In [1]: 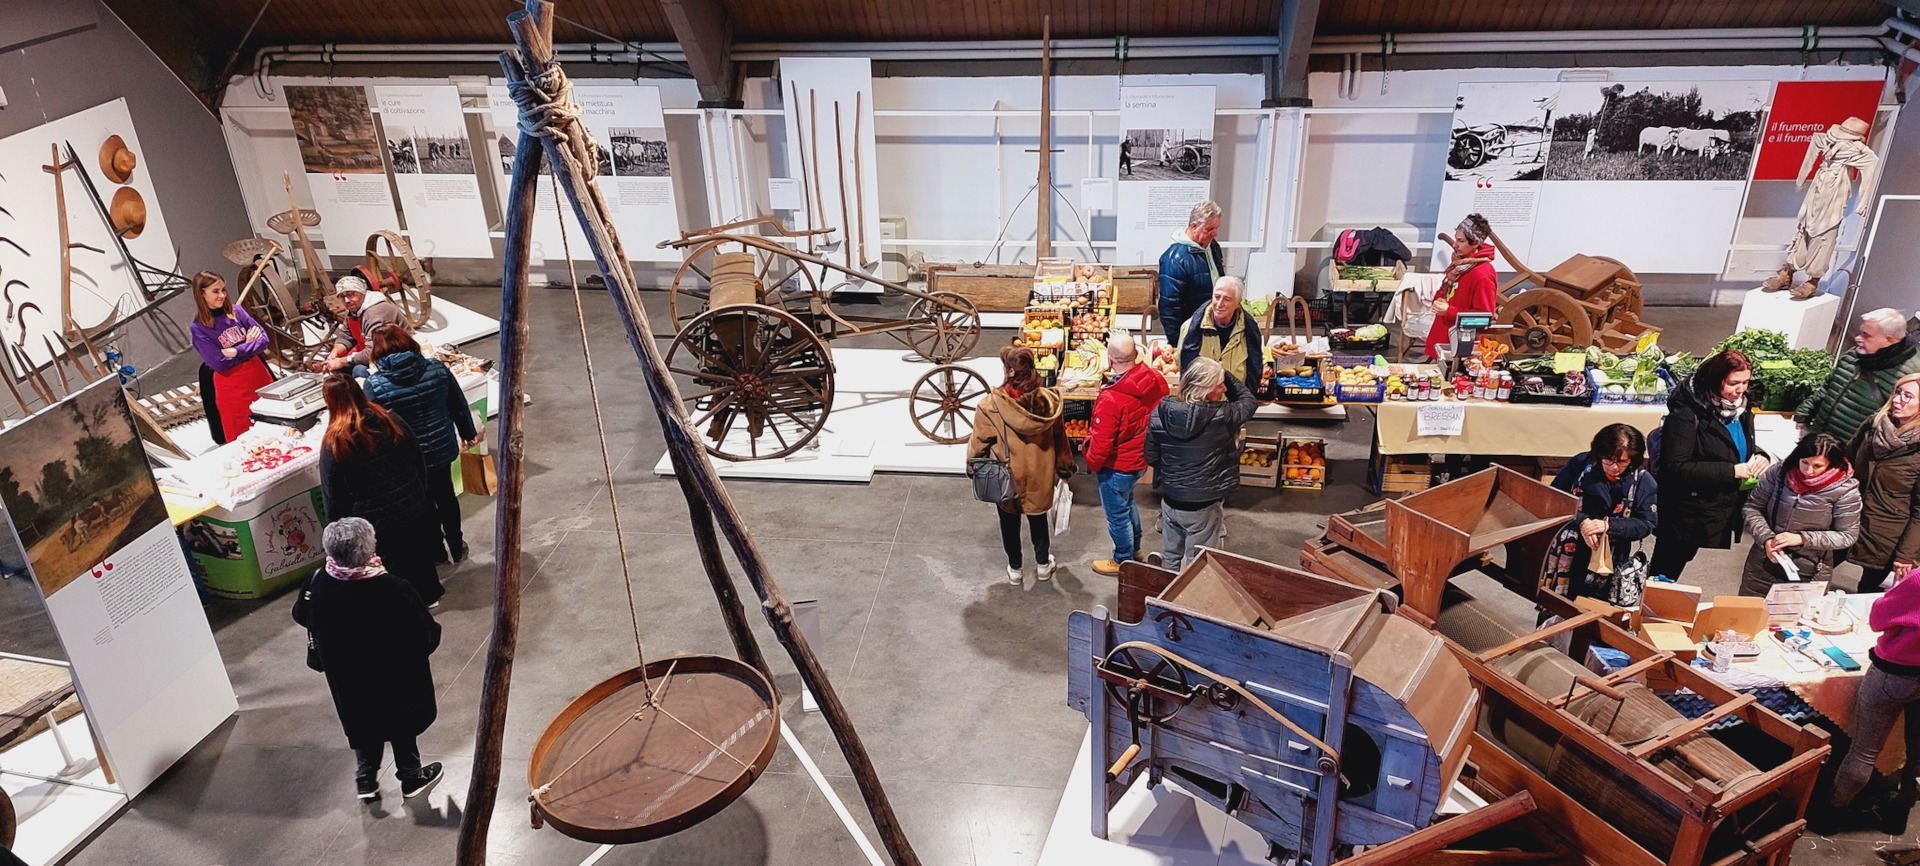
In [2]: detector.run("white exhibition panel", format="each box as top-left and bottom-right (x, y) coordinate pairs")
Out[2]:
(374, 85), (493, 259)
(779, 57), (883, 290)
(1, 714), (129, 866)
(1116, 85), (1217, 266)
(283, 84), (403, 255)
(653, 348), (1001, 483)
(0, 99), (179, 372)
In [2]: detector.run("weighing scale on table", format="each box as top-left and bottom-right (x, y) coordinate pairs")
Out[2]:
(249, 372), (326, 430)
(1445, 312), (1508, 375)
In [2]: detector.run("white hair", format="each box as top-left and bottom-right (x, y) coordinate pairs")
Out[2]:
(323, 517), (378, 566)
(1106, 330), (1137, 364)
(1863, 307), (1910, 337)
(1213, 276), (1244, 301)
(1187, 200), (1222, 227)
(1180, 356), (1224, 403)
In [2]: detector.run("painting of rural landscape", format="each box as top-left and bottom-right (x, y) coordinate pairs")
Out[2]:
(0, 380), (167, 596)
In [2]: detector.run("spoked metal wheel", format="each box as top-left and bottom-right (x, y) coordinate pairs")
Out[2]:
(668, 240), (820, 333)
(666, 304), (835, 461)
(1099, 645), (1190, 726)
(908, 364), (989, 444)
(901, 291), (981, 363)
(1496, 289), (1594, 353)
(1171, 144), (1204, 175)
(360, 230), (432, 327)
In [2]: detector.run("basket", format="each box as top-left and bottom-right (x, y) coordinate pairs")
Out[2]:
(1335, 381), (1385, 403)
(1329, 335), (1390, 353)
(1588, 368), (1672, 405)
(1508, 371), (1594, 407)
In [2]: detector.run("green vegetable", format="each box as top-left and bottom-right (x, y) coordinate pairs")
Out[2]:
(1710, 328), (1832, 408)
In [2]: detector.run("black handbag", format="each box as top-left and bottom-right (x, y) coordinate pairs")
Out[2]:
(966, 404), (1019, 505)
(301, 571), (324, 673)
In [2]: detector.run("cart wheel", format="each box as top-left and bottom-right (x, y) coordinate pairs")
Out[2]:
(665, 304), (834, 461)
(1496, 289), (1594, 353)
(669, 240), (820, 333)
(238, 258), (320, 370)
(909, 364), (988, 444)
(1449, 133), (1488, 170)
(903, 291), (981, 363)
(1172, 144), (1203, 175)
(362, 230), (432, 327)
(1099, 645), (1189, 726)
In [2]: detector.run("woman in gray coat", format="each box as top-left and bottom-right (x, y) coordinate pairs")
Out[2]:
(1740, 433), (1862, 596)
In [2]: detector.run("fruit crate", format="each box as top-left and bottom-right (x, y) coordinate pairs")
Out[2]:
(1588, 367), (1672, 406)
(1239, 434), (1280, 488)
(1376, 453), (1432, 494)
(1269, 357), (1328, 404)
(1282, 436), (1327, 490)
(1334, 381), (1385, 403)
(1143, 337), (1181, 387)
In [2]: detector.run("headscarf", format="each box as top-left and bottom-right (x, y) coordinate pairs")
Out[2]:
(1706, 393), (1745, 424)
(1454, 215), (1489, 246)
(326, 553), (386, 581)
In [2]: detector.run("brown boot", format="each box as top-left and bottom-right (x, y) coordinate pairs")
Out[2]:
(1760, 264), (1795, 291)
(1790, 278), (1821, 301)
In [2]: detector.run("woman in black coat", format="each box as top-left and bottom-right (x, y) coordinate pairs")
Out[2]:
(1545, 423), (1658, 599)
(1651, 349), (1771, 580)
(292, 518), (443, 802)
(364, 326), (481, 563)
(318, 374), (444, 605)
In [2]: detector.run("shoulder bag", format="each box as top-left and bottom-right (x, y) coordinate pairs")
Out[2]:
(966, 399), (1019, 505)
(301, 570), (325, 672)
(1603, 471), (1650, 608)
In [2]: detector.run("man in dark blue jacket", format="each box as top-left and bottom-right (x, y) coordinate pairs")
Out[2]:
(1157, 200), (1224, 335)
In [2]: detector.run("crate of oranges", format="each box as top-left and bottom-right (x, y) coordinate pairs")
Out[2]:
(1283, 437), (1327, 489)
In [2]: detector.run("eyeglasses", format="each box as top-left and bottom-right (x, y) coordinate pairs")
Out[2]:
(1599, 456), (1632, 468)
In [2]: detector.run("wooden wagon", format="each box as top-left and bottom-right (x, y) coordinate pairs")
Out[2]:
(659, 218), (986, 461)
(1487, 231), (1661, 355)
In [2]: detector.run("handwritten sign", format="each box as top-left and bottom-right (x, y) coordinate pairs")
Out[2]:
(1553, 351), (1587, 374)
(1417, 403), (1466, 437)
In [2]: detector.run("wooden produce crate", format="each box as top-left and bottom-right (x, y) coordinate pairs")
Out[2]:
(926, 263), (1156, 314)
(1282, 436), (1326, 489)
(1378, 453), (1432, 493)
(1239, 434), (1280, 488)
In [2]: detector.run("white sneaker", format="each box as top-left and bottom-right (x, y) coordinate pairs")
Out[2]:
(1036, 557), (1057, 581)
(1006, 566), (1022, 585)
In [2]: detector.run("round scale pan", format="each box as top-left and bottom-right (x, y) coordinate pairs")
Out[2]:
(529, 654), (779, 845)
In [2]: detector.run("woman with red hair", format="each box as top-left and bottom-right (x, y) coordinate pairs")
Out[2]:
(318, 375), (443, 606)
(1651, 349), (1770, 580)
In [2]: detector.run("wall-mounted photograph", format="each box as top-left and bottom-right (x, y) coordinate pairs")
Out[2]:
(609, 127), (671, 177)
(1545, 81), (1767, 181)
(285, 85), (385, 174)
(1120, 128), (1212, 181)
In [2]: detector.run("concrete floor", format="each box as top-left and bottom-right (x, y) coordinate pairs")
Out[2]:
(0, 290), (1897, 864)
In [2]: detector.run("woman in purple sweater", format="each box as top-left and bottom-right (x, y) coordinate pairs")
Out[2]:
(189, 270), (274, 442)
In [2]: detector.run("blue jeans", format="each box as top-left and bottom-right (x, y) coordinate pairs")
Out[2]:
(1097, 468), (1144, 561)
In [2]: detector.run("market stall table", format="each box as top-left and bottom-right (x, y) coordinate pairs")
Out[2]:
(1374, 401), (1665, 457)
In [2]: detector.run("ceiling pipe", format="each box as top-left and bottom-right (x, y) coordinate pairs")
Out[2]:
(1313, 25), (1887, 46)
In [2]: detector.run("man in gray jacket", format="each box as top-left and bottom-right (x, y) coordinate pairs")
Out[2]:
(1143, 357), (1260, 570)
(316, 275), (409, 374)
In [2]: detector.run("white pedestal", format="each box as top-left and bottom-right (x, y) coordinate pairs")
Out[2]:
(1734, 288), (1840, 350)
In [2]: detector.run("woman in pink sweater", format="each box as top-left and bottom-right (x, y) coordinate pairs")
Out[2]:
(1821, 565), (1920, 834)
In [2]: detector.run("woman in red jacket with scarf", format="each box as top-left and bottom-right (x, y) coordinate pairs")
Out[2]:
(1424, 213), (1500, 360)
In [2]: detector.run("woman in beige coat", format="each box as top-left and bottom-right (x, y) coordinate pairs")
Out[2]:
(967, 345), (1074, 585)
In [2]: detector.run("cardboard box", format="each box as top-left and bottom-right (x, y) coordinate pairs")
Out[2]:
(1690, 596), (1769, 642)
(1641, 581), (1703, 625)
(1639, 621), (1700, 662)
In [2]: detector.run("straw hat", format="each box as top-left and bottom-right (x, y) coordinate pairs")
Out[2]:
(1831, 116), (1871, 142)
(98, 135), (137, 184)
(109, 187), (146, 239)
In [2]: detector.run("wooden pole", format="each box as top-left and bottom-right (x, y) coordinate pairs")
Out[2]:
(43, 145), (80, 343)
(809, 89), (828, 244)
(833, 101), (853, 269)
(1036, 15), (1053, 260)
(453, 119), (542, 866)
(789, 80), (819, 255)
(853, 91), (867, 266)
(472, 5), (922, 865)
(282, 173), (333, 308)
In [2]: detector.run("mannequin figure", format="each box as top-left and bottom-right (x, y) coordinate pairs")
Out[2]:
(1763, 116), (1879, 301)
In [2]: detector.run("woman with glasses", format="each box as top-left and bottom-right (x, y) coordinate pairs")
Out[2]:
(1544, 423), (1658, 600)
(1739, 432), (1861, 596)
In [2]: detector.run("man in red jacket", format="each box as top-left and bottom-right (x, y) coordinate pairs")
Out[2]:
(1084, 332), (1171, 575)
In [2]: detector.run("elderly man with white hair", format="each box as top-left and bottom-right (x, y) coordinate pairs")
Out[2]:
(1157, 200), (1225, 334)
(1177, 275), (1264, 390)
(1799, 307), (1920, 441)
(1143, 356), (1260, 570)
(1082, 330), (1170, 575)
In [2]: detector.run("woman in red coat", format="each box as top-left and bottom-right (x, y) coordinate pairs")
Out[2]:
(188, 270), (274, 443)
(1424, 213), (1500, 360)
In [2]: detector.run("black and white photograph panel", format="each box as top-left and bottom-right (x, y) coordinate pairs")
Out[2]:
(609, 126), (671, 177)
(1445, 82), (1559, 182)
(1545, 81), (1766, 182)
(1120, 128), (1212, 181)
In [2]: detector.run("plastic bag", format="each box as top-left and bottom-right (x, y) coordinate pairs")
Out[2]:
(1050, 479), (1072, 537)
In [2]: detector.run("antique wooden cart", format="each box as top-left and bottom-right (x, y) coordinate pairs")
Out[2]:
(660, 218), (986, 460)
(1487, 231), (1661, 354)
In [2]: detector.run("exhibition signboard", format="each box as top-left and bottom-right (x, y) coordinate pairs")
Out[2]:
(1117, 85), (1216, 266)
(374, 86), (493, 259)
(0, 380), (236, 795)
(1753, 80), (1883, 181)
(283, 85), (403, 253)
(1438, 80), (1768, 274)
(487, 83), (680, 263)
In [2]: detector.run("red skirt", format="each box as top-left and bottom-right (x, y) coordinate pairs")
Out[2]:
(213, 356), (274, 440)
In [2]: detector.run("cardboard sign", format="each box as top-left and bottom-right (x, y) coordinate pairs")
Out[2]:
(1416, 403), (1466, 437)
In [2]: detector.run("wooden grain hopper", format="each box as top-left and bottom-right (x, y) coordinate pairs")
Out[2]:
(1069, 549), (1478, 864)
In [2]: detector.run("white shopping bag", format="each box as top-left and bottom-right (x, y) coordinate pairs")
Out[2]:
(1050, 479), (1072, 536)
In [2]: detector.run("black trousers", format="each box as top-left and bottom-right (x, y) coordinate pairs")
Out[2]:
(352, 734), (421, 781)
(1649, 535), (1702, 581)
(1861, 567), (1897, 594)
(998, 509), (1050, 569)
(427, 464), (463, 550)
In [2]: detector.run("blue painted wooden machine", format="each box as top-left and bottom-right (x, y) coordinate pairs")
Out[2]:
(1067, 549), (1478, 865)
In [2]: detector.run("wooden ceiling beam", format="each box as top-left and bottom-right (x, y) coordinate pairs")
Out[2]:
(1266, 0), (1320, 106)
(659, 0), (740, 106)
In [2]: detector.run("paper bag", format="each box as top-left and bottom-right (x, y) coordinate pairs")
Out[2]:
(460, 449), (499, 496)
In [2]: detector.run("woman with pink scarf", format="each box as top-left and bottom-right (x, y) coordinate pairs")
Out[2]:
(1738, 432), (1862, 596)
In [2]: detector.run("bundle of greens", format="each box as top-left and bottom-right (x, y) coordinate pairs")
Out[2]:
(1710, 328), (1834, 408)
